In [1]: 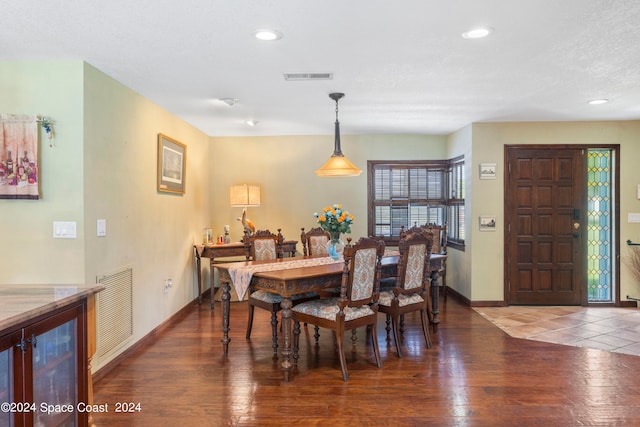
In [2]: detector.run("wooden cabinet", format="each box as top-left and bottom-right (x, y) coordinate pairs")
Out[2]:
(1, 301), (88, 427)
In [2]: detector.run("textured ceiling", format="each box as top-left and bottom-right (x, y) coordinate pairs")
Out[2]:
(1, 0), (639, 136)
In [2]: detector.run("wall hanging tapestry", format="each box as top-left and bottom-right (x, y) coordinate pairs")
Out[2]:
(0, 114), (39, 199)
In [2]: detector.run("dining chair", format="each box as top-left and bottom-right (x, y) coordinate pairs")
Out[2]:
(377, 231), (433, 357)
(292, 237), (385, 381)
(425, 223), (448, 301)
(244, 229), (317, 354)
(400, 222), (448, 301)
(300, 227), (330, 256)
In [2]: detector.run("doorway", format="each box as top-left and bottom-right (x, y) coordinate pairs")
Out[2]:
(505, 145), (619, 306)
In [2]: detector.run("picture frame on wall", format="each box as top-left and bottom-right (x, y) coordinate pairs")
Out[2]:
(479, 163), (497, 179)
(157, 133), (186, 194)
(479, 215), (497, 231)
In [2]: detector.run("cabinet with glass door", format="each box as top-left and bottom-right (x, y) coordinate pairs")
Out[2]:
(3, 302), (87, 427)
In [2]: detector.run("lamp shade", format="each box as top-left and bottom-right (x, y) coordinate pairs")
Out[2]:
(315, 154), (362, 177)
(229, 184), (261, 207)
(315, 92), (362, 177)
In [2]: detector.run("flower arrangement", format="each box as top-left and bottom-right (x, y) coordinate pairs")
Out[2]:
(313, 204), (354, 235)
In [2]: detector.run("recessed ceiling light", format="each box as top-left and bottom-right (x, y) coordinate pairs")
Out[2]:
(253, 29), (282, 41)
(462, 27), (493, 39)
(244, 120), (259, 127)
(588, 99), (609, 105)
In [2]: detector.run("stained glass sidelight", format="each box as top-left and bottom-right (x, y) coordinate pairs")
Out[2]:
(587, 149), (613, 302)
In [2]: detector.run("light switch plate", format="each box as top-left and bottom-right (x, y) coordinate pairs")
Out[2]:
(97, 219), (107, 237)
(628, 213), (640, 223)
(53, 221), (77, 238)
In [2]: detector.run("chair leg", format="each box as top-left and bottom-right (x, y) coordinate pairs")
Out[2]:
(314, 326), (320, 343)
(400, 314), (405, 334)
(420, 309), (432, 349)
(293, 320), (300, 365)
(391, 314), (403, 358)
(293, 320), (301, 365)
(336, 331), (349, 381)
(246, 303), (255, 340)
(270, 310), (279, 355)
(442, 272), (447, 301)
(370, 322), (383, 369)
(351, 329), (358, 345)
(385, 314), (391, 339)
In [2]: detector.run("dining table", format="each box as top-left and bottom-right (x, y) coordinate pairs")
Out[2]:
(215, 252), (446, 382)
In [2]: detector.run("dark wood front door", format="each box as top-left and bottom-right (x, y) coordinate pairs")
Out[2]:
(506, 147), (585, 305)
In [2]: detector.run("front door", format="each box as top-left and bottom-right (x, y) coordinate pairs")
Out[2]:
(505, 147), (585, 305)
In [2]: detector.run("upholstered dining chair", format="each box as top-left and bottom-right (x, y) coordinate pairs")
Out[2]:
(377, 231), (433, 357)
(400, 222), (448, 300)
(244, 228), (284, 261)
(244, 229), (317, 354)
(292, 237), (385, 381)
(300, 227), (330, 256)
(425, 223), (447, 301)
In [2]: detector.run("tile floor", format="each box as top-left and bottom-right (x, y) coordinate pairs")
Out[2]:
(472, 305), (640, 356)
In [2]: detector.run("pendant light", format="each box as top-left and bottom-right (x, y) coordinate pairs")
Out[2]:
(315, 93), (362, 177)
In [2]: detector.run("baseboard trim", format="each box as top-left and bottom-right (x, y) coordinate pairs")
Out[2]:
(92, 289), (211, 384)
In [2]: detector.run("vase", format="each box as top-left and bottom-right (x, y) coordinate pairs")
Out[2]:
(326, 232), (345, 260)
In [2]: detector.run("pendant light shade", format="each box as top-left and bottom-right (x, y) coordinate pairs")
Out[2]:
(315, 93), (362, 177)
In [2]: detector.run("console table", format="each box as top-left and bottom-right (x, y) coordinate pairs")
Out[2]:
(193, 240), (297, 309)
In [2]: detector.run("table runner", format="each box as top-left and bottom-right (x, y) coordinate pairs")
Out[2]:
(229, 257), (344, 300)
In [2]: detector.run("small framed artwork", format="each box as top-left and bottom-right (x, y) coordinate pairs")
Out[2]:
(479, 215), (496, 231)
(157, 133), (186, 194)
(479, 163), (497, 179)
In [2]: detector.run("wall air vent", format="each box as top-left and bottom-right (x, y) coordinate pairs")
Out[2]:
(284, 73), (333, 81)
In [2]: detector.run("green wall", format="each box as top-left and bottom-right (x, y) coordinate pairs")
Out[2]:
(3, 60), (640, 373)
(0, 61), (86, 282)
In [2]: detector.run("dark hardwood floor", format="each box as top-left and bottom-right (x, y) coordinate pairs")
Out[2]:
(92, 296), (640, 426)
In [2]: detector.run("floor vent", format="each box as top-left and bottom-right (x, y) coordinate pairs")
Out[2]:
(284, 72), (333, 81)
(96, 267), (133, 358)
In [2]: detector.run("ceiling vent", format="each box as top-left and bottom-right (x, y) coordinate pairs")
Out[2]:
(284, 72), (333, 81)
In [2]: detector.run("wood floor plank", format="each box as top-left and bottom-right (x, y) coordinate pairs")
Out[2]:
(93, 297), (640, 426)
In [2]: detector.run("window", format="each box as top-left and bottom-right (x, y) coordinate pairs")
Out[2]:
(368, 157), (465, 249)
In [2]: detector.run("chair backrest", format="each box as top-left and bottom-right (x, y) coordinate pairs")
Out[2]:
(244, 229), (284, 261)
(425, 223), (447, 254)
(400, 222), (447, 255)
(396, 231), (433, 292)
(300, 227), (330, 256)
(339, 237), (385, 307)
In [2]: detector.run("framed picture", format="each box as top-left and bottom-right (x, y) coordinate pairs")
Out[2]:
(479, 215), (497, 231)
(157, 133), (186, 194)
(480, 163), (497, 179)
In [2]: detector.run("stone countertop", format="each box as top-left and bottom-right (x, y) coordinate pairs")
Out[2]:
(0, 284), (104, 332)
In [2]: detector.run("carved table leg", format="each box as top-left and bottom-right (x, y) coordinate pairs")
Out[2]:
(210, 260), (216, 311)
(430, 271), (440, 333)
(280, 296), (293, 382)
(221, 280), (231, 354)
(194, 246), (202, 305)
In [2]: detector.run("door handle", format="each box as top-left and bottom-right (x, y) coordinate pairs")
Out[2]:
(573, 222), (580, 238)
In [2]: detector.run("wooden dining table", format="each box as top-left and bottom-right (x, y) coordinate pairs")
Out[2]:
(215, 252), (446, 382)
